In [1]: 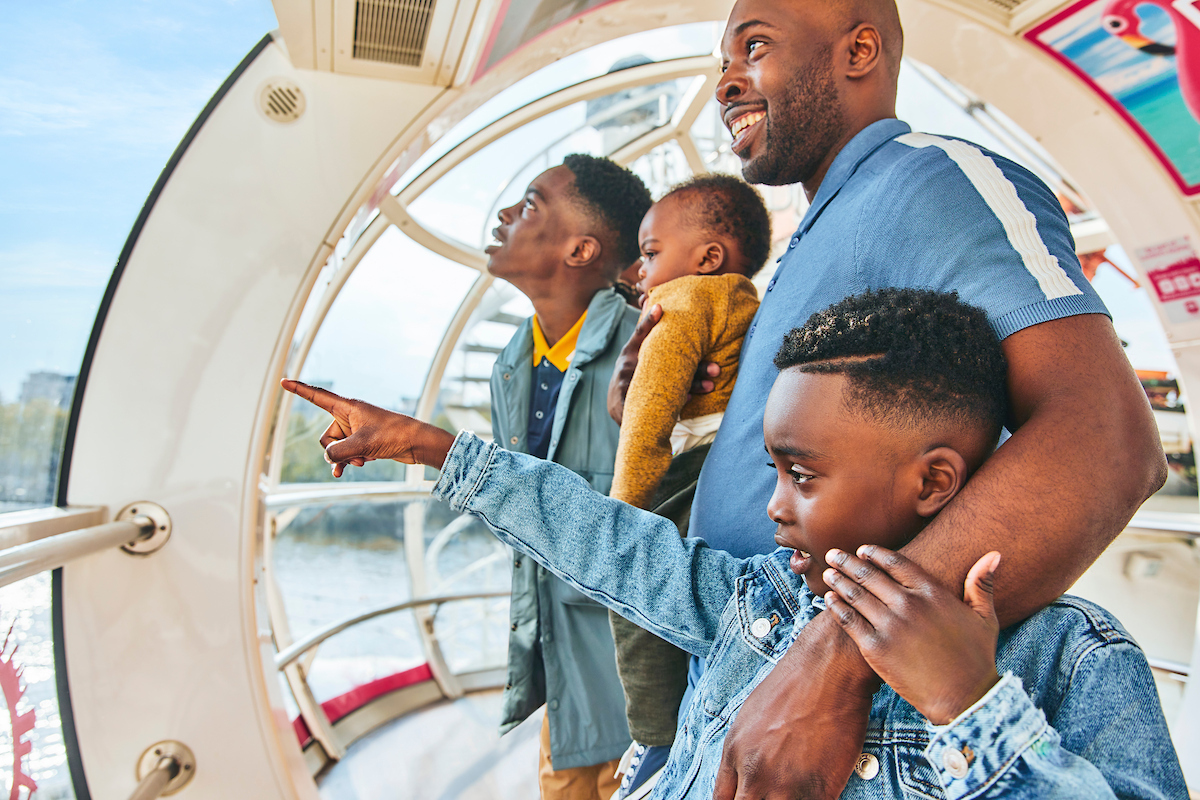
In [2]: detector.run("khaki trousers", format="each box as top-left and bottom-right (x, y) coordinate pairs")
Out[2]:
(538, 714), (622, 800)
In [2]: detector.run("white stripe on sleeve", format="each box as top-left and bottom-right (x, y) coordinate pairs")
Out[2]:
(897, 132), (1082, 300)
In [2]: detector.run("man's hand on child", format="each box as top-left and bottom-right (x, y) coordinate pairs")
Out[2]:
(281, 379), (455, 476)
(606, 303), (720, 425)
(822, 546), (1002, 726)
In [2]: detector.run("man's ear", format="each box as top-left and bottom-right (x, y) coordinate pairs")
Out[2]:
(914, 446), (968, 517)
(696, 242), (727, 275)
(565, 235), (602, 268)
(843, 23), (884, 80)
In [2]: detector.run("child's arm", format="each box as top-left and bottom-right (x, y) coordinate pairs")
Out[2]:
(610, 283), (715, 509)
(281, 378), (745, 655)
(823, 547), (1182, 799)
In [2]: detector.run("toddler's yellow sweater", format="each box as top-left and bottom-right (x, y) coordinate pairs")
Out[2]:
(610, 273), (759, 509)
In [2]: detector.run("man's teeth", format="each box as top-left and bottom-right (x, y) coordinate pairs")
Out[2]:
(731, 111), (766, 138)
(798, 550), (811, 558)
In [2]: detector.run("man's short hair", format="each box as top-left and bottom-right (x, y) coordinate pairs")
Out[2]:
(774, 288), (1007, 434)
(562, 154), (652, 271)
(665, 174), (773, 278)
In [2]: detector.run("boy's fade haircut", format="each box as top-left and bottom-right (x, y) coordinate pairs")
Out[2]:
(562, 154), (653, 275)
(664, 174), (772, 278)
(774, 288), (1008, 437)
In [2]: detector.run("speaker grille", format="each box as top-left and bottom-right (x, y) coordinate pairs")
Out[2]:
(258, 80), (306, 124)
(353, 0), (436, 66)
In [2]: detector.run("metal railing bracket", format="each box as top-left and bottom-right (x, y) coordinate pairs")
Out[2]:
(130, 740), (195, 799)
(117, 502), (172, 555)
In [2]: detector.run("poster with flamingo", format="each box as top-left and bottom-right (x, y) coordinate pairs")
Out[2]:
(1026, 0), (1200, 194)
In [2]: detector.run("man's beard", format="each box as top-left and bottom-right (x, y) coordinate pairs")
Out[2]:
(742, 46), (845, 187)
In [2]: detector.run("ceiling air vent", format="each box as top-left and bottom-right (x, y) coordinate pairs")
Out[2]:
(258, 80), (306, 124)
(353, 0), (436, 67)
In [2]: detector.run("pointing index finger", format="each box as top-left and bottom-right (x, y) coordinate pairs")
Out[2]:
(281, 378), (350, 415)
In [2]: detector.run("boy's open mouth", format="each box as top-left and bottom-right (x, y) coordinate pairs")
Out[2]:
(485, 227), (505, 254)
(790, 549), (812, 575)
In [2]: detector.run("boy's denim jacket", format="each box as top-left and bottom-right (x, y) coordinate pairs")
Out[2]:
(434, 433), (1189, 799)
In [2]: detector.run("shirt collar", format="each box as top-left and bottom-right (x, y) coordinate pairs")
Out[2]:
(532, 310), (588, 371)
(797, 118), (912, 237)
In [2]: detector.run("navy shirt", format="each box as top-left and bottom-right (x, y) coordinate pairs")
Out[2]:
(528, 357), (566, 459)
(690, 119), (1109, 558)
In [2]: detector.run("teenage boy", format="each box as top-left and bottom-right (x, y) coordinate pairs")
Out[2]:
(282, 288), (1185, 799)
(479, 153), (651, 800)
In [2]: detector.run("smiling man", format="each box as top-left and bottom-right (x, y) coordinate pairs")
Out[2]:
(483, 154), (651, 800)
(607, 0), (1166, 797)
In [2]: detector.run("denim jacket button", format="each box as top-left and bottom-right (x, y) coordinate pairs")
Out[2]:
(943, 748), (969, 778)
(854, 753), (879, 780)
(510, 436), (519, 445)
(750, 617), (772, 638)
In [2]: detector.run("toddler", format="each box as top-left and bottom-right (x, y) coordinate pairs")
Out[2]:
(607, 175), (769, 794)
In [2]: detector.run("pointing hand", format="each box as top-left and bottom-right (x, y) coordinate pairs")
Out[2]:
(281, 379), (455, 477)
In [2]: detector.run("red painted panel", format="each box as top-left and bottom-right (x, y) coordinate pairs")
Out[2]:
(291, 663), (436, 746)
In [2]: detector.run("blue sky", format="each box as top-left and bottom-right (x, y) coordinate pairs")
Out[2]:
(1, 1), (278, 401)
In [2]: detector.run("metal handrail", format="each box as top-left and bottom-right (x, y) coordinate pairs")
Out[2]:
(266, 482), (437, 508)
(0, 505), (105, 550)
(1128, 510), (1200, 539)
(0, 516), (155, 590)
(1148, 657), (1191, 678)
(128, 756), (180, 800)
(275, 589), (510, 669)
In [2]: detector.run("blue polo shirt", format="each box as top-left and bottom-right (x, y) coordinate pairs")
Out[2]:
(689, 119), (1109, 558)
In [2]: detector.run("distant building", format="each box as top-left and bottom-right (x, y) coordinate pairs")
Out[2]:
(19, 371), (76, 408)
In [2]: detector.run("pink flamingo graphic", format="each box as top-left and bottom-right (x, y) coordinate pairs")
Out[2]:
(1101, 0), (1200, 121)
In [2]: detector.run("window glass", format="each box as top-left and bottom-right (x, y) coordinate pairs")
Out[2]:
(407, 79), (694, 250)
(271, 498), (424, 706)
(432, 282), (533, 439)
(282, 228), (478, 483)
(0, 573), (75, 799)
(270, 494), (512, 711)
(1090, 246), (1198, 512)
(421, 500), (511, 673)
(0, 267), (101, 510)
(627, 140), (692, 199)
(395, 23), (720, 193)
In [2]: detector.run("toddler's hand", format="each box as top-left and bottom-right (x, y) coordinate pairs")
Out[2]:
(822, 546), (1001, 725)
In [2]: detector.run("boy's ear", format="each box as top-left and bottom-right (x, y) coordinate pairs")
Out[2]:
(565, 235), (602, 268)
(914, 446), (968, 517)
(697, 242), (726, 275)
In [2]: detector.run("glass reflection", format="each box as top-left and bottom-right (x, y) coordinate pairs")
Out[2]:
(0, 573), (74, 799)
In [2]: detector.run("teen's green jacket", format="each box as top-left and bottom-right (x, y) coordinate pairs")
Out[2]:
(489, 287), (637, 770)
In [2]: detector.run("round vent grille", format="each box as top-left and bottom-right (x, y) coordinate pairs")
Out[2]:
(258, 80), (306, 124)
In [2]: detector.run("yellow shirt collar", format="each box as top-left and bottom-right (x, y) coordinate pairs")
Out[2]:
(532, 311), (587, 371)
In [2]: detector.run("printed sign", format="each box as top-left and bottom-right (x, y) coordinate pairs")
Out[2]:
(1025, 0), (1200, 195)
(1138, 236), (1200, 322)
